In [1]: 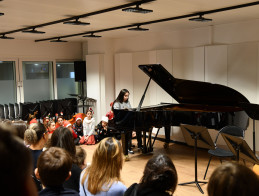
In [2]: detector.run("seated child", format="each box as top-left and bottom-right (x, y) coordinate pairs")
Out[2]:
(75, 146), (88, 169)
(95, 116), (111, 142)
(35, 147), (79, 196)
(72, 114), (84, 137)
(64, 120), (79, 145)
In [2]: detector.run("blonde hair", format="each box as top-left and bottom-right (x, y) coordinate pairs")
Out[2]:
(81, 137), (123, 194)
(24, 123), (46, 145)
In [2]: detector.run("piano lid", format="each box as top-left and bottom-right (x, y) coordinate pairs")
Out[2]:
(138, 64), (250, 107)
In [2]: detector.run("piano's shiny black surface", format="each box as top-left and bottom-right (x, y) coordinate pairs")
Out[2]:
(113, 64), (255, 155)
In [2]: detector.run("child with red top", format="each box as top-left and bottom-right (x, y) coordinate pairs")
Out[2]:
(47, 120), (56, 134)
(55, 116), (64, 129)
(64, 120), (80, 145)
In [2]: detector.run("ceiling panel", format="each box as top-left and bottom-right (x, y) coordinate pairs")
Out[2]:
(0, 0), (259, 41)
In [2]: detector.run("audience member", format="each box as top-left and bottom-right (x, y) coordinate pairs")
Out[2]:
(43, 116), (50, 130)
(49, 127), (82, 192)
(56, 115), (64, 129)
(35, 147), (79, 196)
(24, 122), (48, 190)
(12, 120), (27, 140)
(64, 120), (79, 145)
(81, 109), (96, 145)
(72, 113), (84, 137)
(207, 162), (259, 196)
(124, 154), (178, 196)
(75, 146), (87, 169)
(0, 125), (38, 196)
(79, 137), (126, 196)
(47, 120), (56, 134)
(95, 116), (111, 143)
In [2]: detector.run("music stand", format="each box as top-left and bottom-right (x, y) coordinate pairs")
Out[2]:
(221, 133), (259, 164)
(179, 124), (215, 194)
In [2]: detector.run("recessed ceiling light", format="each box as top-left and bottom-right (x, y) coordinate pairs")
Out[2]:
(83, 33), (102, 38)
(22, 28), (46, 34)
(50, 38), (68, 42)
(0, 34), (14, 39)
(122, 4), (153, 14)
(63, 18), (90, 26)
(128, 25), (149, 31)
(189, 14), (212, 22)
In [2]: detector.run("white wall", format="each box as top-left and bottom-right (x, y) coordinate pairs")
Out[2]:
(86, 18), (259, 151)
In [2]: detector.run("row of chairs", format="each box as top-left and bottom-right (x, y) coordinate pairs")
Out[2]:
(0, 103), (19, 121)
(0, 98), (78, 121)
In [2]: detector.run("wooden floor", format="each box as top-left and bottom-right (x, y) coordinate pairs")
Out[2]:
(81, 136), (255, 196)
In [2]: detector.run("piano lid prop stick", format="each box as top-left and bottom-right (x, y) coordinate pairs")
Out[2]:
(137, 77), (152, 111)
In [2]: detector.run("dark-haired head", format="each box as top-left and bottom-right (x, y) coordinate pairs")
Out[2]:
(115, 89), (129, 103)
(139, 154), (178, 194)
(49, 127), (76, 160)
(36, 147), (72, 187)
(0, 125), (37, 196)
(207, 162), (259, 196)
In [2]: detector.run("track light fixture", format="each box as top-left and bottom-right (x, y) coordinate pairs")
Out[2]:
(22, 28), (46, 34)
(128, 25), (149, 31)
(50, 38), (68, 42)
(122, 4), (153, 14)
(0, 34), (14, 39)
(189, 14), (212, 22)
(63, 18), (90, 26)
(83, 33), (102, 38)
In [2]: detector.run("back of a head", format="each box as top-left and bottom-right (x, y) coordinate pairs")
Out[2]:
(75, 146), (87, 168)
(140, 154), (178, 194)
(208, 162), (259, 196)
(49, 126), (76, 158)
(24, 122), (46, 145)
(0, 125), (36, 195)
(82, 137), (123, 194)
(13, 120), (27, 139)
(37, 147), (72, 187)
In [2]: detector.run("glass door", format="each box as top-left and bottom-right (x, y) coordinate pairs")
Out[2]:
(21, 61), (54, 102)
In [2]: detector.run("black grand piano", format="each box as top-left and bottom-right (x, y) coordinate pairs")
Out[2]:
(112, 64), (258, 156)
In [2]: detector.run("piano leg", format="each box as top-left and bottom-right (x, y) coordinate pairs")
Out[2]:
(164, 126), (171, 149)
(121, 131), (128, 156)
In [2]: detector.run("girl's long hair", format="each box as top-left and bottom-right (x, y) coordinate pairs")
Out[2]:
(112, 89), (129, 111)
(49, 127), (76, 160)
(81, 137), (123, 194)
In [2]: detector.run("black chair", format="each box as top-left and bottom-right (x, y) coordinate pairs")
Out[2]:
(9, 103), (15, 120)
(0, 104), (4, 120)
(14, 103), (20, 120)
(4, 104), (9, 119)
(203, 125), (245, 179)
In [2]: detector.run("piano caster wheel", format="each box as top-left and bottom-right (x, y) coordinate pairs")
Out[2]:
(163, 143), (169, 149)
(124, 155), (130, 161)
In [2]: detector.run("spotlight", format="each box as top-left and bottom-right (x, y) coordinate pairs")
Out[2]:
(22, 28), (46, 34)
(0, 34), (14, 39)
(83, 33), (102, 38)
(189, 14), (212, 22)
(50, 38), (68, 42)
(128, 25), (149, 31)
(122, 4), (153, 14)
(63, 18), (90, 26)
(0, 12), (4, 16)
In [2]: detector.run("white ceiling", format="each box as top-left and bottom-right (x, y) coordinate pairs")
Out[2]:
(1, 0), (259, 42)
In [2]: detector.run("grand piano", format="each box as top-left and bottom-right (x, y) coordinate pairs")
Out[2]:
(112, 64), (258, 156)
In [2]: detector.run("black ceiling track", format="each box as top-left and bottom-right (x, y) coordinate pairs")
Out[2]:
(35, 1), (259, 42)
(0, 0), (154, 36)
